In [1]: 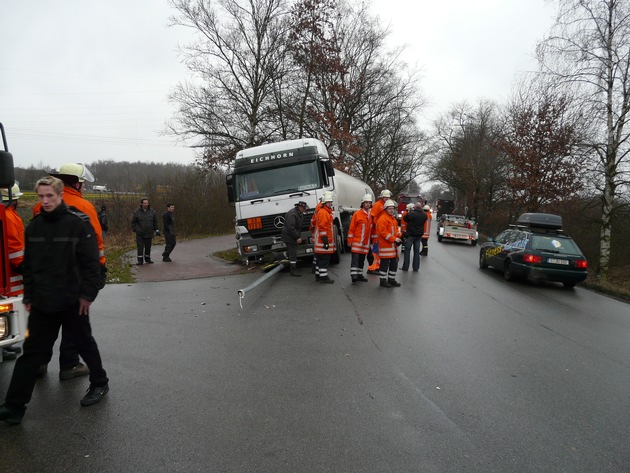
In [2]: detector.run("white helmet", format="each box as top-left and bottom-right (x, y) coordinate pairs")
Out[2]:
(423, 204), (431, 211)
(50, 162), (95, 183)
(361, 194), (373, 204)
(1, 182), (23, 201)
(406, 203), (414, 211)
(384, 199), (397, 209)
(379, 189), (392, 198)
(322, 191), (334, 203)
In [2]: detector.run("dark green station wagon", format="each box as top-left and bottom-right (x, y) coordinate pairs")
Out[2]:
(479, 213), (588, 288)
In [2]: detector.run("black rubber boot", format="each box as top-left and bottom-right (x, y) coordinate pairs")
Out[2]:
(388, 278), (401, 287)
(380, 279), (391, 288)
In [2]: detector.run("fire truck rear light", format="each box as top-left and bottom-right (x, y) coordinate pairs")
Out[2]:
(243, 245), (258, 253)
(574, 259), (588, 269)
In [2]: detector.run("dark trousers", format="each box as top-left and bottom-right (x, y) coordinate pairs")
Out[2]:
(421, 237), (428, 255)
(379, 257), (398, 279)
(315, 253), (331, 278)
(136, 235), (153, 262)
(59, 325), (81, 369)
(162, 234), (176, 258)
(350, 252), (366, 277)
(5, 302), (108, 412)
(284, 240), (298, 264)
(402, 236), (422, 271)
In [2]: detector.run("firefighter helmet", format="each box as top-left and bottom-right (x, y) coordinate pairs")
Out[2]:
(406, 203), (414, 211)
(322, 192), (334, 203)
(1, 182), (23, 201)
(49, 163), (95, 183)
(379, 189), (392, 198)
(384, 199), (396, 209)
(361, 194), (373, 204)
(423, 204), (431, 211)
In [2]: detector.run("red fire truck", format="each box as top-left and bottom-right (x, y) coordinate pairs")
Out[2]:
(0, 123), (27, 362)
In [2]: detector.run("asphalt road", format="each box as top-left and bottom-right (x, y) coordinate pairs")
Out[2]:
(1, 236), (629, 472)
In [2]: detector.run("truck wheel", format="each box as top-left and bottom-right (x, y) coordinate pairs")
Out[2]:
(331, 226), (342, 264)
(471, 239), (477, 246)
(479, 250), (488, 269)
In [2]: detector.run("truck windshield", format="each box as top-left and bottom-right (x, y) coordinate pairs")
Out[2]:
(235, 161), (321, 201)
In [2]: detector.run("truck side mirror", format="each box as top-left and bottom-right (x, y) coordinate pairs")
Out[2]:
(324, 160), (335, 177)
(0, 123), (15, 188)
(226, 174), (235, 204)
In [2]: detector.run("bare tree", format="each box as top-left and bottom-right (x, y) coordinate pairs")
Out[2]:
(167, 0), (288, 169)
(430, 101), (506, 219)
(537, 0), (630, 280)
(498, 84), (586, 213)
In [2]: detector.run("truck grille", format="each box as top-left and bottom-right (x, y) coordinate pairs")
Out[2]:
(238, 209), (314, 238)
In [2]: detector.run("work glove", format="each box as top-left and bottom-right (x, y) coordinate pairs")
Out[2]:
(322, 236), (329, 250)
(395, 239), (402, 247)
(97, 264), (108, 290)
(155, 229), (161, 236)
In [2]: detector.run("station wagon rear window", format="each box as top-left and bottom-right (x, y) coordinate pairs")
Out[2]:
(531, 235), (582, 255)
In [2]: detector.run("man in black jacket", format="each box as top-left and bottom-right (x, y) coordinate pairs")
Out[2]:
(0, 176), (109, 425)
(281, 201), (307, 277)
(401, 202), (428, 272)
(162, 203), (176, 262)
(131, 197), (159, 265)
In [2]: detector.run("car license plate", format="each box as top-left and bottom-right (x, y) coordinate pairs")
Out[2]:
(548, 258), (569, 265)
(271, 243), (285, 250)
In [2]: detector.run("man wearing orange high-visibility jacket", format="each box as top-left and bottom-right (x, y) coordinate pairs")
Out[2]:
(376, 199), (402, 288)
(313, 192), (335, 283)
(421, 204), (432, 256)
(347, 194), (373, 283)
(367, 189), (392, 274)
(1, 183), (25, 360)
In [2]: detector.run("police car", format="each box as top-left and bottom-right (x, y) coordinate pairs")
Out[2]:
(479, 213), (588, 288)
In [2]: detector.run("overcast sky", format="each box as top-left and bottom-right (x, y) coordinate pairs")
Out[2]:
(1, 0), (557, 172)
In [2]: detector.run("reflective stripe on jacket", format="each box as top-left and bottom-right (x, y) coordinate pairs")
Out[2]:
(5, 206), (24, 296)
(347, 209), (372, 255)
(376, 212), (401, 259)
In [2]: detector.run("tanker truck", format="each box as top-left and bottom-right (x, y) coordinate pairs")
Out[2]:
(226, 138), (374, 265)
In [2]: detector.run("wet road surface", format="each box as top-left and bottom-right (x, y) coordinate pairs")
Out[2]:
(1, 237), (629, 472)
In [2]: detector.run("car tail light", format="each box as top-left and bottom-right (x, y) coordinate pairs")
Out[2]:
(574, 259), (588, 269)
(522, 253), (542, 264)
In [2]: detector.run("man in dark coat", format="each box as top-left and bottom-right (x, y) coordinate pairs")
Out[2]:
(401, 201), (428, 271)
(131, 197), (159, 265)
(281, 201), (307, 277)
(0, 176), (109, 425)
(162, 203), (176, 262)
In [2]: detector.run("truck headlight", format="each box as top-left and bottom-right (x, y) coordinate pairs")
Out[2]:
(0, 315), (8, 339)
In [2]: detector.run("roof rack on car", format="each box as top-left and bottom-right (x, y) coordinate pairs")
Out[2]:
(516, 213), (563, 230)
